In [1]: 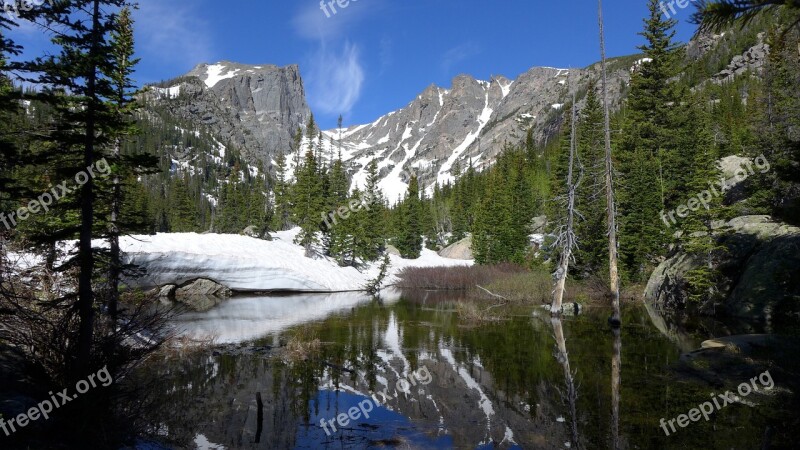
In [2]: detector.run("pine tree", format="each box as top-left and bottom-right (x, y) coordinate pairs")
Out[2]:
(325, 139), (350, 262)
(692, 0), (800, 33)
(599, 0), (622, 325)
(355, 160), (385, 262)
(574, 83), (608, 276)
(395, 175), (423, 259)
(680, 97), (725, 305)
(31, 0), (132, 377)
(271, 148), (291, 231)
(750, 26), (800, 224)
(292, 146), (325, 256)
(617, 0), (681, 281)
(106, 6), (140, 323)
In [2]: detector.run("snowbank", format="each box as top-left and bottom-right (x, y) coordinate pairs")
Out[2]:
(122, 229), (473, 292)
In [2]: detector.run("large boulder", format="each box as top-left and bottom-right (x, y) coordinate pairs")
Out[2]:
(385, 245), (401, 256)
(174, 278), (232, 312)
(438, 236), (473, 260)
(530, 216), (548, 234)
(645, 216), (800, 325)
(241, 226), (272, 240)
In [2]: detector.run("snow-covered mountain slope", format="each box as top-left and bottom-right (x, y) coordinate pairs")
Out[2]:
(121, 229), (472, 292)
(313, 62), (633, 200)
(146, 58), (637, 201)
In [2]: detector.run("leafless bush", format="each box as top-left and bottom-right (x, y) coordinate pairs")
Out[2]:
(395, 263), (526, 290)
(0, 244), (175, 447)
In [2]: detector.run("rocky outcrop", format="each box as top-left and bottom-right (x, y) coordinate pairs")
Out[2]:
(714, 34), (769, 83)
(438, 236), (473, 260)
(158, 284), (177, 299)
(241, 225), (271, 240)
(645, 216), (800, 325)
(144, 62), (311, 168)
(174, 278), (232, 312)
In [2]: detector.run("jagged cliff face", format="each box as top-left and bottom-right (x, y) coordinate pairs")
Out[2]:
(145, 62), (311, 167)
(322, 62), (632, 200)
(145, 59), (634, 200)
(142, 19), (770, 202)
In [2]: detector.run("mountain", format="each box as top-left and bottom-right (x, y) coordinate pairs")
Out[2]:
(321, 59), (638, 200)
(141, 20), (770, 203)
(145, 62), (311, 166)
(144, 57), (640, 201)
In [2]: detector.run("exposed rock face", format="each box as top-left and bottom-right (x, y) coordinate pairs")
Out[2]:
(325, 62), (632, 200)
(174, 278), (232, 312)
(645, 216), (800, 325)
(145, 62), (311, 167)
(711, 32), (769, 83)
(714, 41), (769, 83)
(159, 284), (177, 299)
(147, 58), (633, 203)
(438, 236), (473, 260)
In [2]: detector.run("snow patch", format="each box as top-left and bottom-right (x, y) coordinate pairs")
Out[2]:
(204, 64), (240, 88)
(121, 229), (472, 292)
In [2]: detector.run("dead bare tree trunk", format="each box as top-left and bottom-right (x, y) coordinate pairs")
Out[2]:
(552, 92), (582, 315)
(552, 317), (581, 449)
(598, 0), (622, 327)
(611, 327), (622, 450)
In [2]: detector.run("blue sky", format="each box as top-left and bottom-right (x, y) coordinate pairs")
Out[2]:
(9, 0), (700, 129)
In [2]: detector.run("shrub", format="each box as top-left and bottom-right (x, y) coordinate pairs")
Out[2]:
(395, 263), (525, 290)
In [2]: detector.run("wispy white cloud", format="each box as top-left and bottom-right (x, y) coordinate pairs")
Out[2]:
(306, 41), (365, 116)
(292, 1), (387, 117)
(133, 1), (213, 72)
(441, 42), (482, 74)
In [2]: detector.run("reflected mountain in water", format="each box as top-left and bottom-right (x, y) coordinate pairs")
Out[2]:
(137, 293), (799, 449)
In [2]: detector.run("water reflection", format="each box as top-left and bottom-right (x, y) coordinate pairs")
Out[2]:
(140, 293), (798, 449)
(551, 317), (581, 449)
(172, 293), (378, 343)
(611, 327), (621, 450)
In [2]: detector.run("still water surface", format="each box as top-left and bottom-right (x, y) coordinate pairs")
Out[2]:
(140, 291), (799, 449)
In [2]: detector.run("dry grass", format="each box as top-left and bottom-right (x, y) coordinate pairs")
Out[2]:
(280, 326), (323, 362)
(395, 263), (526, 290)
(284, 337), (322, 362)
(398, 263), (616, 310)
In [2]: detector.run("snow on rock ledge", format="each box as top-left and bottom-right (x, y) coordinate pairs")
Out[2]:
(121, 229), (473, 293)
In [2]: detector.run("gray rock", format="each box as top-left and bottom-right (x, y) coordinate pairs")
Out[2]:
(144, 62), (311, 169)
(385, 245), (401, 256)
(242, 225), (271, 239)
(438, 236), (473, 260)
(645, 216), (800, 324)
(713, 38), (769, 83)
(175, 278), (232, 312)
(530, 215), (548, 234)
(159, 284), (177, 299)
